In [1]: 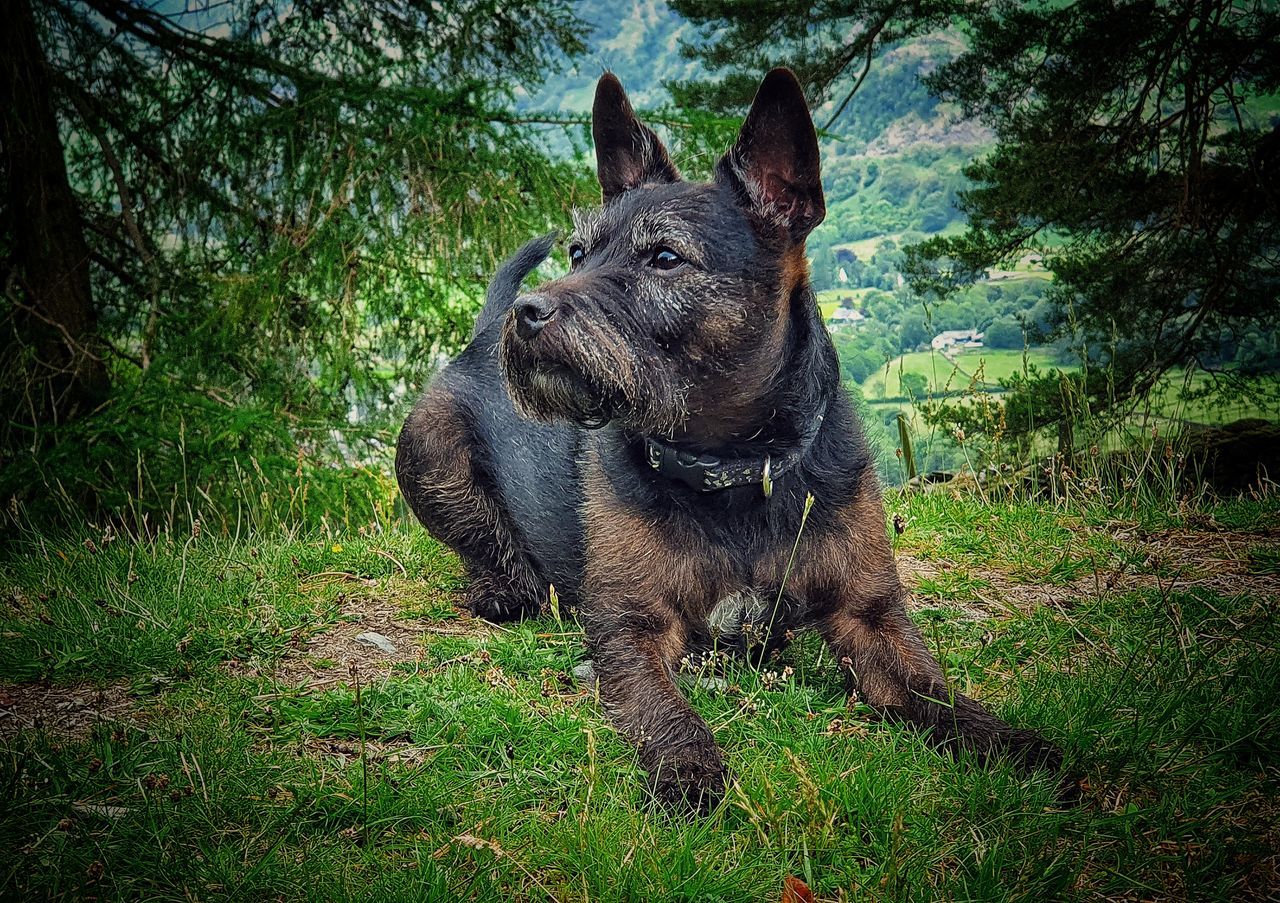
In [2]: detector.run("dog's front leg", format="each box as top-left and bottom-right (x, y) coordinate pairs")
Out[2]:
(799, 481), (1062, 774)
(584, 607), (727, 812)
(580, 483), (733, 811)
(814, 594), (1061, 772)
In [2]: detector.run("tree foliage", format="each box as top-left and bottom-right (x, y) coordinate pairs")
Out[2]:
(668, 0), (961, 127)
(984, 315), (1024, 350)
(1, 0), (590, 524)
(676, 0), (1279, 432)
(906, 0), (1280, 400)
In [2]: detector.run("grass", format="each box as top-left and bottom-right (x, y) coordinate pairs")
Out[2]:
(861, 348), (1065, 400)
(2, 491), (1278, 901)
(816, 287), (881, 308)
(817, 289), (881, 321)
(827, 222), (970, 264)
(861, 353), (1280, 485)
(1140, 369), (1279, 425)
(861, 346), (1280, 425)
(830, 235), (903, 262)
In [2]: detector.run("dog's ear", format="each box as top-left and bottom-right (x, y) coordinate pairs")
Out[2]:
(717, 68), (825, 242)
(592, 73), (680, 202)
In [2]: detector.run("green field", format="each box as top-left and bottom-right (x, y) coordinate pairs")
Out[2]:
(816, 287), (880, 311)
(861, 347), (1065, 399)
(1138, 369), (1280, 425)
(831, 235), (898, 262)
(829, 222), (968, 264)
(3, 491), (1278, 900)
(987, 261), (1054, 280)
(862, 349), (1279, 429)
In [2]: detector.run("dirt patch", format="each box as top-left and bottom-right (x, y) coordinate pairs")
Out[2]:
(1115, 525), (1276, 564)
(898, 554), (1086, 617)
(1109, 526), (1280, 601)
(265, 584), (485, 687)
(899, 526), (1280, 619)
(0, 681), (138, 742)
(271, 594), (425, 684)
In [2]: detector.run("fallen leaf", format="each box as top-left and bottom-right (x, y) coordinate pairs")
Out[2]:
(782, 875), (815, 903)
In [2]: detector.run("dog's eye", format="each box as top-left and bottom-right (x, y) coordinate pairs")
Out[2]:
(649, 247), (683, 270)
(568, 244), (585, 267)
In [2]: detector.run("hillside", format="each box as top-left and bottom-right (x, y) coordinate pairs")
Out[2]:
(520, 0), (705, 111)
(514, 3), (1277, 488)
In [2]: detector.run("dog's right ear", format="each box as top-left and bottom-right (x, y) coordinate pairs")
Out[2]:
(716, 68), (825, 243)
(592, 73), (680, 203)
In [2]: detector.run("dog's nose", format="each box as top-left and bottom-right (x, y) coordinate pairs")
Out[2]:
(515, 295), (557, 340)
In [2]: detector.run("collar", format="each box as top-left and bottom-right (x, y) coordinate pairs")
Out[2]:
(641, 398), (828, 495)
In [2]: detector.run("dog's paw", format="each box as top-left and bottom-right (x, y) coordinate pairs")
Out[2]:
(645, 745), (729, 814)
(465, 577), (541, 623)
(1004, 727), (1064, 775)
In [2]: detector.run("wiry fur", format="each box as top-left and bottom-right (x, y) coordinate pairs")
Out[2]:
(397, 68), (1065, 812)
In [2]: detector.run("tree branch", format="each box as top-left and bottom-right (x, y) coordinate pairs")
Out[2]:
(65, 89), (164, 369)
(822, 29), (881, 133)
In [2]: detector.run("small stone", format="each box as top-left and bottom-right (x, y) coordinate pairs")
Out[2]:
(72, 802), (130, 819)
(572, 660), (597, 685)
(695, 676), (728, 693)
(355, 632), (398, 655)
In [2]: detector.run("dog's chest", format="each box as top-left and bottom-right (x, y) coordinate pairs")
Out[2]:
(706, 589), (773, 637)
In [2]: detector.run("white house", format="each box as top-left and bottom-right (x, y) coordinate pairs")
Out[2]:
(930, 329), (984, 351)
(826, 307), (866, 327)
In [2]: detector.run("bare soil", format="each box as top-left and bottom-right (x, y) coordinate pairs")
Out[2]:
(0, 680), (138, 741)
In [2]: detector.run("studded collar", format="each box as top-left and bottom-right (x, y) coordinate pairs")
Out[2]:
(640, 399), (829, 495)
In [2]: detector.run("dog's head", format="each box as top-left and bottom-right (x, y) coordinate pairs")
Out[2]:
(499, 69), (824, 440)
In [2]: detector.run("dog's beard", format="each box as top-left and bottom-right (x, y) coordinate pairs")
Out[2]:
(516, 366), (612, 428)
(499, 311), (688, 434)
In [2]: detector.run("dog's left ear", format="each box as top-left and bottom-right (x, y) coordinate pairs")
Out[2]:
(717, 68), (825, 242)
(592, 73), (681, 202)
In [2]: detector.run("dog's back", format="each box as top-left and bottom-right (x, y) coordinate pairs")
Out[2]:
(396, 236), (586, 613)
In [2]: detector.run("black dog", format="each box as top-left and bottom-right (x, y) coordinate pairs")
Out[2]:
(397, 69), (1061, 810)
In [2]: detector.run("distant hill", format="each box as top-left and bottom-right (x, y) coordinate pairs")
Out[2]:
(520, 0), (704, 112)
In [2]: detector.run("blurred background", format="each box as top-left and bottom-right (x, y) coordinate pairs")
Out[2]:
(3, 0), (1277, 532)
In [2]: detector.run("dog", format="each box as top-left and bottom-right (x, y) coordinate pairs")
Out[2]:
(396, 68), (1062, 810)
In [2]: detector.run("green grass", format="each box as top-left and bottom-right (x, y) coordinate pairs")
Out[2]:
(987, 262), (1053, 279)
(827, 222), (969, 264)
(860, 346), (1278, 420)
(862, 357), (1279, 478)
(861, 348), (1065, 400)
(1138, 369), (1279, 426)
(3, 492), (1279, 901)
(818, 289), (880, 321)
(831, 235), (901, 262)
(815, 288), (880, 310)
